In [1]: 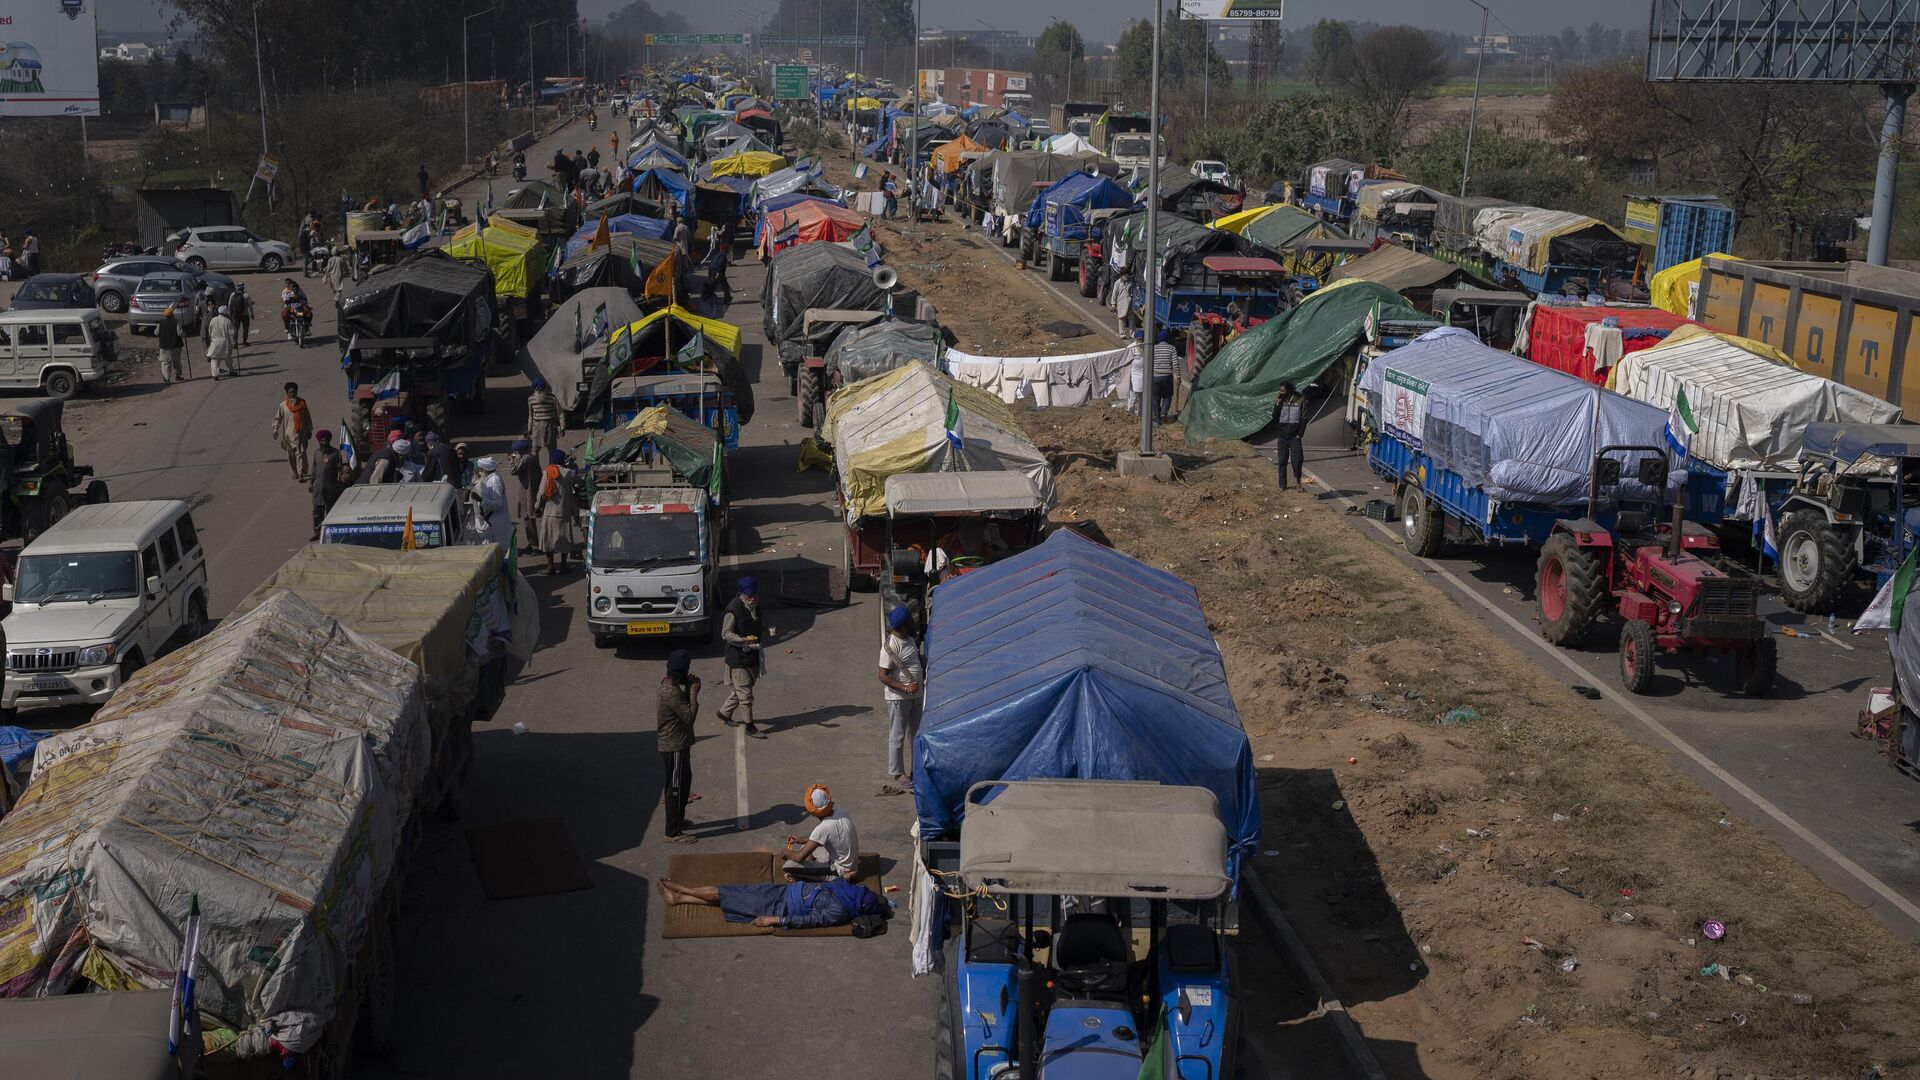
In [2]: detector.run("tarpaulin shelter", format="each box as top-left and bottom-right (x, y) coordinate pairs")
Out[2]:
(1329, 243), (1485, 308)
(626, 140), (689, 173)
(762, 242), (889, 364)
(911, 529), (1260, 875)
(1182, 281), (1420, 443)
(1473, 205), (1638, 280)
(820, 360), (1054, 522)
(759, 199), (868, 257)
(600, 404), (726, 499)
(985, 151), (1089, 217)
(1608, 326), (1902, 472)
(587, 305), (753, 424)
(337, 251), (494, 346)
(824, 317), (948, 383)
(1430, 192), (1513, 254)
(1044, 132), (1098, 156)
(631, 165), (695, 218)
(441, 216), (546, 301)
(1239, 204), (1346, 256)
(851, 96), (885, 110)
(1024, 171), (1136, 230)
(1520, 303), (1695, 384)
(548, 232), (677, 304)
(705, 149), (787, 178)
(930, 134), (987, 174)
(585, 190), (667, 221)
(1154, 175), (1240, 221)
(519, 286), (646, 410)
(0, 593), (426, 1056)
(500, 179), (566, 210)
(1358, 328), (1678, 505)
(561, 213), (672, 262)
(1209, 203), (1275, 234)
(700, 121), (773, 158)
(751, 165), (844, 209)
(681, 109), (731, 143)
(966, 120), (1013, 151)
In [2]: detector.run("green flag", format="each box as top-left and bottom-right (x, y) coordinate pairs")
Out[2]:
(676, 329), (708, 368)
(1858, 545), (1918, 632)
(1135, 1007), (1168, 1080)
(708, 437), (724, 500)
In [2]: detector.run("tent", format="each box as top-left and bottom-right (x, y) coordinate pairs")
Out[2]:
(631, 165), (695, 217)
(584, 190), (667, 221)
(441, 217), (545, 301)
(759, 199), (868, 256)
(1240, 204), (1346, 255)
(700, 121), (771, 157)
(1329, 243), (1486, 306)
(911, 529), (1260, 876)
(561, 213), (672, 262)
(520, 286), (646, 411)
(1023, 171), (1136, 231)
(584, 305), (753, 425)
(705, 149), (787, 178)
(824, 318), (948, 383)
(548, 232), (678, 305)
(761, 242), (889, 363)
(819, 360), (1054, 522)
(626, 140), (689, 174)
(1182, 281), (1421, 443)
(1154, 175), (1241, 221)
(337, 251), (494, 346)
(1044, 132), (1098, 156)
(850, 96), (885, 110)
(930, 133), (987, 174)
(599, 404), (726, 499)
(751, 165), (843, 208)
(966, 120), (1013, 151)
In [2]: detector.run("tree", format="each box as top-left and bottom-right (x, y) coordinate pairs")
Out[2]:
(1585, 23), (1621, 59)
(1183, 93), (1369, 190)
(1248, 21), (1284, 92)
(1558, 26), (1582, 59)
(605, 0), (689, 37)
(1329, 26), (1447, 159)
(1114, 18), (1154, 90)
(1399, 124), (1600, 212)
(1034, 21), (1086, 104)
(1306, 19), (1353, 88)
(1165, 12), (1230, 90)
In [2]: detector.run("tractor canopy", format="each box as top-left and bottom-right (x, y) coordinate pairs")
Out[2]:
(957, 780), (1231, 900)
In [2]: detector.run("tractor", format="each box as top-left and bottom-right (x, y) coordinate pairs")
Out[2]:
(1535, 445), (1774, 696)
(931, 779), (1245, 1080)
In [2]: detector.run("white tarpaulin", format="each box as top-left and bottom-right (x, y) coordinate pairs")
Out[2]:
(0, 9), (100, 117)
(1360, 328), (1678, 505)
(1610, 328), (1904, 472)
(945, 345), (1131, 407)
(1473, 206), (1597, 273)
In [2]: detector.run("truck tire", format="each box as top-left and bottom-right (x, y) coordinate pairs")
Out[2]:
(797, 366), (820, 428)
(1020, 230), (1038, 265)
(1736, 636), (1778, 697)
(1049, 251), (1071, 282)
(1536, 533), (1605, 647)
(1619, 619), (1656, 694)
(1776, 510), (1855, 614)
(1399, 486), (1443, 558)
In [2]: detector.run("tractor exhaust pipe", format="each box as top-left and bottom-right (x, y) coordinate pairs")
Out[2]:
(1668, 495), (1685, 561)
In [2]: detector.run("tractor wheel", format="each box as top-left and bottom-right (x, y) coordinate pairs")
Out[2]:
(1736, 636), (1778, 697)
(1776, 511), (1855, 614)
(1618, 619), (1656, 694)
(84, 479), (109, 505)
(933, 939), (961, 1080)
(1078, 256), (1098, 297)
(797, 366), (820, 429)
(1399, 486), (1443, 558)
(1049, 252), (1072, 282)
(425, 397), (450, 438)
(23, 484), (70, 541)
(1536, 533), (1604, 647)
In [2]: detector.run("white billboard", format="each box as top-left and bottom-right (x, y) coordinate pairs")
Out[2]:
(1179, 0), (1284, 17)
(0, 0), (101, 116)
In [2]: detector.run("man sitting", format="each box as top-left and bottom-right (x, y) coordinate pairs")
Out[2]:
(780, 784), (860, 881)
(657, 874), (889, 930)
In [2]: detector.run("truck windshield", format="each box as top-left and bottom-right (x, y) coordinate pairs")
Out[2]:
(1113, 136), (1151, 157)
(592, 512), (701, 568)
(15, 551), (140, 603)
(320, 522), (446, 549)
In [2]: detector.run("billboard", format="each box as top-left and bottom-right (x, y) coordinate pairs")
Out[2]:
(1179, 0), (1285, 17)
(0, 0), (101, 116)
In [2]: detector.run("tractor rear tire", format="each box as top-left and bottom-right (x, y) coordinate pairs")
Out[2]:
(1737, 636), (1778, 697)
(1400, 486), (1443, 558)
(1536, 533), (1604, 647)
(1776, 510), (1854, 615)
(797, 367), (820, 429)
(1619, 619), (1656, 694)
(1078, 256), (1099, 297)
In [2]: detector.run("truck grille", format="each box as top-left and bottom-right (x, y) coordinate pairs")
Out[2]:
(1683, 578), (1762, 641)
(615, 597), (681, 616)
(9, 650), (79, 673)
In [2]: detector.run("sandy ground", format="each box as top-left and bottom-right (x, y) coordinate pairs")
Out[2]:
(814, 156), (1920, 1080)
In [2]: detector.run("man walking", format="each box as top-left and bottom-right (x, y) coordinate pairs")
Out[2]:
(310, 430), (350, 539)
(877, 606), (923, 796)
(205, 305), (237, 379)
(1273, 382), (1307, 490)
(702, 231), (733, 310)
(507, 438), (541, 552)
(272, 382), (314, 480)
(717, 576), (768, 740)
(156, 306), (185, 384)
(230, 284), (253, 346)
(19, 231), (38, 277)
(658, 649), (701, 844)
(325, 245), (351, 295)
(1152, 330), (1177, 425)
(526, 378), (561, 460)
(534, 449), (578, 574)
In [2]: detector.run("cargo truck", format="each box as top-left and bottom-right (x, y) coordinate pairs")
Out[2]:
(1048, 101), (1105, 140)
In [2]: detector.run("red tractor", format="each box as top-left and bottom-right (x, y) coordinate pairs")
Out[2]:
(1535, 445), (1775, 696)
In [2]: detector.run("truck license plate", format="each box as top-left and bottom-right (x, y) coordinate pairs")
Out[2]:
(625, 621), (670, 636)
(29, 675), (69, 692)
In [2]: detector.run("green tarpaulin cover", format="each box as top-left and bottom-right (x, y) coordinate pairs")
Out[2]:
(1181, 281), (1420, 443)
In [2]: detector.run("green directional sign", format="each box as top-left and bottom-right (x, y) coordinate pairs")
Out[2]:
(646, 33), (751, 46)
(773, 64), (810, 101)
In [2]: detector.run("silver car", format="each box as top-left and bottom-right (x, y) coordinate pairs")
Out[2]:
(126, 273), (205, 335)
(170, 226), (293, 273)
(90, 256), (233, 316)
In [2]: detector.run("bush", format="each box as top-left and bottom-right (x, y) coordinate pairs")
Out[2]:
(1177, 93), (1369, 192)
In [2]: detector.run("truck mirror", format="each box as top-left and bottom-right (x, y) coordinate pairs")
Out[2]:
(1638, 457), (1669, 487)
(1, 583), (11, 602)
(145, 575), (163, 597)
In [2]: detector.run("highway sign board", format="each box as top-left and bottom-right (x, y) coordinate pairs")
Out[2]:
(645, 33), (751, 46)
(774, 64), (810, 100)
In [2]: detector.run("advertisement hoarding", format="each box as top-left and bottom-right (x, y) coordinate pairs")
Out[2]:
(0, 1), (101, 116)
(1179, 0), (1285, 17)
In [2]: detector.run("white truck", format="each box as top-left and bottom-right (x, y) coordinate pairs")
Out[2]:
(585, 469), (720, 646)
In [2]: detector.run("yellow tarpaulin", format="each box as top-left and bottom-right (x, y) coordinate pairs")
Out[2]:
(1648, 253), (1738, 319)
(706, 150), (787, 177)
(851, 96), (885, 110)
(1208, 204), (1277, 235)
(930, 134), (987, 174)
(442, 217), (544, 300)
(608, 304), (743, 359)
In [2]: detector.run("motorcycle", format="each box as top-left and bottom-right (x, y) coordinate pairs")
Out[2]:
(100, 241), (153, 260)
(512, 158), (527, 181)
(588, 111), (599, 131)
(285, 303), (313, 347)
(305, 243), (333, 278)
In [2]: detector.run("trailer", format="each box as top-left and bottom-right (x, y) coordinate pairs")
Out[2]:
(763, 242), (891, 395)
(336, 252), (496, 451)
(1519, 302), (1695, 384)
(798, 316), (946, 428)
(1472, 205), (1640, 298)
(1622, 194), (1735, 276)
(1028, 172), (1135, 283)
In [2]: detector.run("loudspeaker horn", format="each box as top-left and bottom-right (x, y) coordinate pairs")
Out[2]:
(871, 265), (900, 290)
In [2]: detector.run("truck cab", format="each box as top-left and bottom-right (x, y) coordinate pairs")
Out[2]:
(586, 478), (718, 644)
(319, 483), (469, 549)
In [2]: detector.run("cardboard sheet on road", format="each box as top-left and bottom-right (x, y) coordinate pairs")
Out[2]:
(661, 852), (885, 939)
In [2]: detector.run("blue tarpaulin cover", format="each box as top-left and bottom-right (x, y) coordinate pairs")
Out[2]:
(630, 166), (694, 217)
(912, 530), (1260, 875)
(0, 726), (47, 803)
(562, 213), (671, 262)
(1024, 171), (1136, 230)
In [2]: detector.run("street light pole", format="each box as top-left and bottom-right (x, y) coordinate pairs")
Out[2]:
(530, 18), (553, 138)
(251, 0), (269, 162)
(1140, 0), (1164, 457)
(464, 10), (488, 169)
(910, 0), (921, 236)
(1460, 0), (1488, 197)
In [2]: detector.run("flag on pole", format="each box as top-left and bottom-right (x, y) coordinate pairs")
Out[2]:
(1666, 384), (1699, 457)
(167, 895), (202, 1057)
(1758, 496), (1779, 561)
(675, 329), (707, 369)
(401, 507), (417, 552)
(588, 212), (612, 253)
(339, 332), (360, 372)
(630, 238), (643, 277)
(587, 302), (609, 346)
(372, 369), (402, 400)
(644, 251), (678, 300)
(586, 428), (597, 465)
(708, 438), (725, 500)
(1856, 546), (1917, 632)
(944, 386), (964, 452)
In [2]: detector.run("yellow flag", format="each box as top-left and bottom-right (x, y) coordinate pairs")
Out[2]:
(589, 212), (612, 253)
(401, 507), (416, 551)
(643, 250), (678, 301)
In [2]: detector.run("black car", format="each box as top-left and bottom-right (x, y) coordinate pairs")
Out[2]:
(8, 274), (98, 312)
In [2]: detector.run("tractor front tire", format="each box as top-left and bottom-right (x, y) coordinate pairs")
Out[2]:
(1619, 619), (1656, 694)
(1737, 636), (1778, 697)
(1400, 486), (1443, 558)
(1537, 533), (1604, 647)
(797, 367), (820, 429)
(1776, 510), (1854, 614)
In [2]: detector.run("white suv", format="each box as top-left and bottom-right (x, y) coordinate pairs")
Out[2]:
(171, 226), (293, 273)
(2, 500), (210, 714)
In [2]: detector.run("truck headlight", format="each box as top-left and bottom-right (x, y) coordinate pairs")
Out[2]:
(78, 644), (115, 666)
(593, 596), (612, 614)
(679, 593), (700, 613)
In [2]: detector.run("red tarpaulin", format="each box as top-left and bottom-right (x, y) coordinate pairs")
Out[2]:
(1525, 304), (1695, 384)
(758, 200), (867, 257)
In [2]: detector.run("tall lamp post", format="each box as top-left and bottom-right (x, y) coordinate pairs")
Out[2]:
(1139, 0), (1164, 457)
(910, 0), (921, 235)
(250, 0), (269, 164)
(463, 9), (489, 169)
(1460, 0), (1489, 197)
(529, 18), (553, 137)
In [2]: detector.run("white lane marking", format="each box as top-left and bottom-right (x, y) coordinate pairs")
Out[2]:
(1309, 466), (1920, 930)
(735, 722), (750, 833)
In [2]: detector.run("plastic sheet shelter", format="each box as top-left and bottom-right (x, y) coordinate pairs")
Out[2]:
(626, 139), (689, 174)
(631, 166), (695, 218)
(700, 122), (773, 159)
(1024, 171), (1137, 231)
(601, 404), (726, 497)
(1358, 328), (1678, 505)
(1608, 327), (1902, 471)
(1239, 204), (1346, 256)
(761, 242), (889, 363)
(1044, 132), (1099, 156)
(750, 165), (845, 209)
(1183, 281), (1420, 442)
(1649, 253), (1737, 318)
(442, 217), (545, 301)
(819, 360), (1054, 522)
(1153, 175), (1241, 221)
(584, 190), (667, 222)
(0, 593), (426, 1056)
(519, 286), (646, 410)
(705, 149), (787, 178)
(1329, 243), (1486, 309)
(911, 529), (1260, 875)
(561, 213), (672, 262)
(549, 233), (677, 305)
(759, 199), (868, 257)
(1523, 303), (1695, 384)
(825, 318), (948, 383)
(987, 151), (1089, 216)
(1429, 192), (1513, 255)
(589, 305), (754, 424)
(931, 134), (988, 174)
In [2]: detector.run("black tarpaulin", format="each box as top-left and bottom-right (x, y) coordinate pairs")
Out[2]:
(337, 252), (494, 349)
(760, 243), (888, 364)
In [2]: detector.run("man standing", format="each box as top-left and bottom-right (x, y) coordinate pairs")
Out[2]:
(230, 284), (253, 346)
(272, 382), (314, 481)
(506, 438), (541, 552)
(325, 246), (351, 295)
(468, 457), (511, 547)
(671, 214), (692, 260)
(417, 163), (432, 204)
(658, 649), (701, 845)
(1125, 330), (1145, 415)
(881, 172), (897, 219)
(1152, 330), (1177, 425)
(702, 231), (733, 309)
(420, 431), (459, 485)
(1272, 382), (1307, 490)
(156, 306), (185, 384)
(717, 576), (768, 740)
(526, 378), (560, 460)
(534, 449), (578, 574)
(310, 430), (350, 539)
(877, 606), (923, 796)
(205, 305), (237, 380)
(19, 231), (38, 276)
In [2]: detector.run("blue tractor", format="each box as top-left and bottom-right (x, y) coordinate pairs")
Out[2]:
(933, 779), (1244, 1080)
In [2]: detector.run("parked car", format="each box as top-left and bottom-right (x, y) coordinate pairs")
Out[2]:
(1190, 159), (1232, 185)
(7, 275), (97, 312)
(91, 256), (234, 316)
(0, 310), (116, 399)
(169, 226), (293, 273)
(126, 273), (205, 335)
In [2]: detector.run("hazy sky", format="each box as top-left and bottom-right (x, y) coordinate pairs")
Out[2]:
(100, 0), (1646, 43)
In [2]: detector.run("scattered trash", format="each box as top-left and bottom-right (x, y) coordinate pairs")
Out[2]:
(1782, 626), (1801, 637)
(1700, 963), (1730, 980)
(511, 721), (529, 735)
(1330, 800), (1346, 811)
(1359, 498), (1394, 521)
(1559, 956), (1578, 973)
(1263, 850), (1281, 857)
(1701, 919), (1727, 941)
(1682, 936), (1697, 947)
(1522, 936), (1546, 952)
(1346, 756), (1358, 765)
(1790, 992), (1814, 1006)
(1611, 911), (1636, 924)
(1619, 887), (1634, 897)
(1441, 706), (1481, 725)
(1706, 1011), (1749, 1027)
(1260, 754), (1274, 762)
(1466, 828), (1484, 838)
(1551, 812), (1570, 823)
(884, 884), (900, 893)
(1717, 817), (1732, 828)
(1734, 973), (1756, 988)
(1570, 684), (1602, 699)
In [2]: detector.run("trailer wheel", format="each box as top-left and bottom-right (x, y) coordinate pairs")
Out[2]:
(1736, 636), (1778, 697)
(1536, 533), (1604, 647)
(1776, 510), (1855, 614)
(1619, 619), (1656, 694)
(1048, 251), (1072, 282)
(1399, 486), (1443, 558)
(797, 366), (820, 429)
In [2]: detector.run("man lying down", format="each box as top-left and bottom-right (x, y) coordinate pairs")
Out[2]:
(657, 874), (891, 930)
